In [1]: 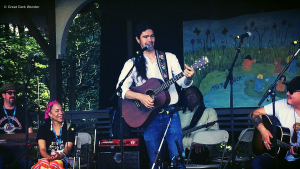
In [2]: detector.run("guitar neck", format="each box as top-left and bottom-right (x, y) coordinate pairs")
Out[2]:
(153, 72), (184, 95)
(152, 56), (208, 96)
(277, 140), (290, 150)
(182, 121), (216, 135)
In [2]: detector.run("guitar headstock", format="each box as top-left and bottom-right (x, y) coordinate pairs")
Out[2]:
(191, 56), (209, 70)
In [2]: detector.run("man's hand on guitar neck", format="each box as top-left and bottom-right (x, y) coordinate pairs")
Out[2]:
(259, 125), (273, 150)
(290, 146), (299, 158)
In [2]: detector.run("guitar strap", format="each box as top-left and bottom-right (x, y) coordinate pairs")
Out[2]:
(188, 106), (206, 129)
(156, 50), (169, 83)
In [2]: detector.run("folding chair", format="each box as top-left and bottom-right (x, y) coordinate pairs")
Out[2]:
(185, 130), (229, 169)
(73, 132), (92, 169)
(222, 128), (254, 169)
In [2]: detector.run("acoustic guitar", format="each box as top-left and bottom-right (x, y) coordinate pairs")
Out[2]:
(252, 115), (298, 159)
(122, 56), (209, 128)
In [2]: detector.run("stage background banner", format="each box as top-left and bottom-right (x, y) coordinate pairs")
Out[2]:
(183, 9), (300, 108)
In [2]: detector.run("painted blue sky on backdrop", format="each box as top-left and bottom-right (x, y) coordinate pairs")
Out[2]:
(183, 9), (300, 52)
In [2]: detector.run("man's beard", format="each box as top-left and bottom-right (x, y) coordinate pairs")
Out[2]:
(8, 97), (16, 107)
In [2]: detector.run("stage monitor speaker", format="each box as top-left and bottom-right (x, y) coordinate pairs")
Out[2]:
(98, 151), (140, 169)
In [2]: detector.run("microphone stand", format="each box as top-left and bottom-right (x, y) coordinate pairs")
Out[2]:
(258, 43), (300, 169)
(8, 57), (36, 169)
(174, 140), (186, 169)
(151, 107), (183, 169)
(223, 37), (245, 169)
(151, 115), (172, 169)
(24, 57), (36, 169)
(109, 57), (139, 169)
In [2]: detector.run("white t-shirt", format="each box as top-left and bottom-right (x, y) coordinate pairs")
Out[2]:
(264, 99), (300, 161)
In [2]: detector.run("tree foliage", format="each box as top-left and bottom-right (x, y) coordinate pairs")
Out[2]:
(0, 24), (50, 112)
(63, 3), (101, 111)
(0, 3), (101, 112)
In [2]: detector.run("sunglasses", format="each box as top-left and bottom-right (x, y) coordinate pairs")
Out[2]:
(5, 91), (17, 95)
(287, 88), (300, 95)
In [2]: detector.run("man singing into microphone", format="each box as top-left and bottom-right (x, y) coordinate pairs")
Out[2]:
(0, 82), (34, 169)
(116, 21), (194, 168)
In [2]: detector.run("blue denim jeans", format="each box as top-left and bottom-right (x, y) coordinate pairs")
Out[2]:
(0, 145), (34, 169)
(143, 111), (184, 169)
(251, 154), (300, 169)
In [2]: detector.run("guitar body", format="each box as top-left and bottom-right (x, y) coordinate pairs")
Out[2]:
(122, 78), (170, 128)
(120, 56), (209, 128)
(252, 115), (291, 159)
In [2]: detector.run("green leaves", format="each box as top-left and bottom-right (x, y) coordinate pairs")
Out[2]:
(0, 24), (49, 111)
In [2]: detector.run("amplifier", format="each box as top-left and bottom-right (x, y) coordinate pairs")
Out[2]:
(97, 138), (139, 152)
(98, 138), (139, 147)
(97, 151), (140, 169)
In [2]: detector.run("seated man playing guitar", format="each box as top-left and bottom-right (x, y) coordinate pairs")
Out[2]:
(179, 86), (219, 164)
(250, 76), (300, 169)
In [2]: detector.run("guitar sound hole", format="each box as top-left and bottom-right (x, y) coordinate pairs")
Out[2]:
(145, 90), (155, 100)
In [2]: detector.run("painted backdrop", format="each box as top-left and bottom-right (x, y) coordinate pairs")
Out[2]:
(183, 9), (300, 108)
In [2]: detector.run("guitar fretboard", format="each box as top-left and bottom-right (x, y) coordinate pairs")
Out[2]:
(153, 72), (184, 95)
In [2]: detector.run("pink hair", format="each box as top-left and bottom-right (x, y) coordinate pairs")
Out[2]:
(44, 100), (59, 119)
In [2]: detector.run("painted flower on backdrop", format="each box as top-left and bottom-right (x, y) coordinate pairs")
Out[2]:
(193, 28), (201, 35)
(206, 29), (210, 36)
(221, 28), (228, 35)
(282, 20), (286, 26)
(191, 39), (195, 45)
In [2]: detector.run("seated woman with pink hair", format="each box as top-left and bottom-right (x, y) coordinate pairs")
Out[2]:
(32, 100), (76, 169)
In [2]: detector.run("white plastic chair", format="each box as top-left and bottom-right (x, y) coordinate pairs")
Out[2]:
(73, 132), (92, 169)
(185, 130), (229, 169)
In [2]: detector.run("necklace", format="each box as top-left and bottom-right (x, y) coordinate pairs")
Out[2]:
(3, 105), (16, 125)
(52, 124), (63, 148)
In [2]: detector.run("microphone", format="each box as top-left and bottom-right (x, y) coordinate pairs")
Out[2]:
(136, 45), (150, 55)
(236, 32), (252, 39)
(71, 124), (88, 131)
(168, 106), (183, 114)
(0, 66), (4, 71)
(135, 45), (150, 61)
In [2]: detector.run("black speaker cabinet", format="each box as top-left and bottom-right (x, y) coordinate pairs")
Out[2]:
(97, 151), (140, 169)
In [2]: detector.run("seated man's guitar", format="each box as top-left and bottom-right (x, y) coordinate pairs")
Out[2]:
(122, 56), (209, 128)
(182, 121), (218, 136)
(252, 115), (298, 159)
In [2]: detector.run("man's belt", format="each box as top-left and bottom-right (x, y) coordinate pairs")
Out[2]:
(158, 105), (183, 114)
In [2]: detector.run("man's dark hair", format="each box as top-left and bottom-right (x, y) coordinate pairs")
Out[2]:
(134, 20), (155, 81)
(134, 21), (154, 39)
(179, 86), (205, 112)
